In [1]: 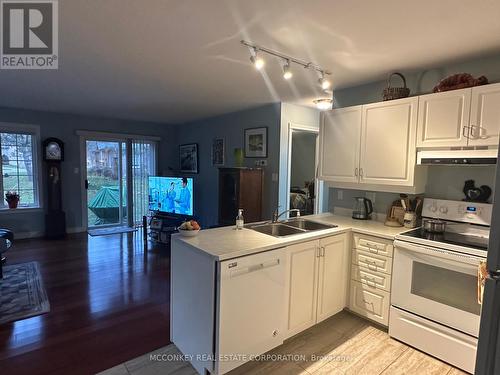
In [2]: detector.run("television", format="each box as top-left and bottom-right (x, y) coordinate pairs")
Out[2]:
(148, 176), (194, 216)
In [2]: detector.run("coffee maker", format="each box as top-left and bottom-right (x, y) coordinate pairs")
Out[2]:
(352, 197), (373, 220)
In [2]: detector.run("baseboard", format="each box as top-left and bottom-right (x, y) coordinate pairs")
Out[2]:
(15, 226), (86, 240)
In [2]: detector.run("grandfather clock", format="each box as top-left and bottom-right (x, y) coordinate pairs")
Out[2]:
(43, 138), (66, 239)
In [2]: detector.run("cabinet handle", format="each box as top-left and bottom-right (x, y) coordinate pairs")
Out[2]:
(321, 246), (325, 257)
(362, 276), (377, 287)
(359, 168), (364, 177)
(471, 125), (488, 139)
(316, 247), (321, 257)
(463, 126), (470, 139)
(354, 168), (358, 177)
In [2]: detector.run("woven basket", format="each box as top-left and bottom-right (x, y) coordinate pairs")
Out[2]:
(383, 72), (410, 101)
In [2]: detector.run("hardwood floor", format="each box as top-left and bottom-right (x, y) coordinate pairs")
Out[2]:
(0, 231), (170, 375)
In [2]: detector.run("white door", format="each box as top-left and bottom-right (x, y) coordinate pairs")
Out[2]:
(316, 234), (349, 323)
(416, 88), (471, 147)
(359, 97), (418, 186)
(285, 240), (319, 337)
(319, 106), (362, 183)
(469, 83), (500, 147)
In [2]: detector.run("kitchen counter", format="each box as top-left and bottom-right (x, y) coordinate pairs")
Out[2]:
(172, 213), (408, 261)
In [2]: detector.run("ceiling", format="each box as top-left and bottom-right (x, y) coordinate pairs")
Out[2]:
(1, 0), (500, 124)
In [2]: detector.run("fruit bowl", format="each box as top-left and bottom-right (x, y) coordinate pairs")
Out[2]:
(177, 228), (200, 237)
(177, 220), (201, 237)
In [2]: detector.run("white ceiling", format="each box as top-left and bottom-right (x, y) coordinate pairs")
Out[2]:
(1, 0), (500, 124)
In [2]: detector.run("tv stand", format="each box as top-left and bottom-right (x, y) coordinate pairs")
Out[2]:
(148, 212), (194, 246)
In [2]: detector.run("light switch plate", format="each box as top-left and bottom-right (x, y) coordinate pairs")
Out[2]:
(337, 190), (343, 200)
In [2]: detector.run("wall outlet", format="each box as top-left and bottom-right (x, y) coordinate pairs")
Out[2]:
(254, 160), (267, 167)
(337, 189), (343, 200)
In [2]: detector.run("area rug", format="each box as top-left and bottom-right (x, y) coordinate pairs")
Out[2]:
(0, 262), (50, 325)
(88, 226), (137, 236)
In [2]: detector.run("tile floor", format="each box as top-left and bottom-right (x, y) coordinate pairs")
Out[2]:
(97, 311), (468, 375)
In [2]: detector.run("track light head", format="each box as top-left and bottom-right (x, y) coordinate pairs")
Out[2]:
(282, 60), (292, 80)
(250, 50), (264, 70)
(318, 72), (331, 90)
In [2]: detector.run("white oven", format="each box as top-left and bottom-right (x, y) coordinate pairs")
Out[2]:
(392, 239), (484, 337)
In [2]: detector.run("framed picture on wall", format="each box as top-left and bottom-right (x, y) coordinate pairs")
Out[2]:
(244, 127), (267, 158)
(212, 138), (225, 166)
(179, 143), (199, 173)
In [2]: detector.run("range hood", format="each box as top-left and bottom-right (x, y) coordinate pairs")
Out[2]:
(417, 149), (498, 165)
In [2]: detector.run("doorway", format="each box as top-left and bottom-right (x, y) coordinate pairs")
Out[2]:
(81, 134), (158, 230)
(287, 129), (321, 216)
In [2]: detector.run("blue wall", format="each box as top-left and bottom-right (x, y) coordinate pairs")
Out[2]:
(176, 103), (282, 227)
(0, 107), (177, 236)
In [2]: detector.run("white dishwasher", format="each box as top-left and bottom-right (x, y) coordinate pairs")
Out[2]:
(216, 247), (286, 374)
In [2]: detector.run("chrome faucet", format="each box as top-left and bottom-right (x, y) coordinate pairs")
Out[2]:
(272, 208), (301, 223)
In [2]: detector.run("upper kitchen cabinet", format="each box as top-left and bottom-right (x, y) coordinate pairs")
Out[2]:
(360, 97), (419, 187)
(319, 98), (426, 193)
(469, 83), (500, 147)
(319, 106), (362, 183)
(417, 88), (471, 147)
(417, 83), (500, 148)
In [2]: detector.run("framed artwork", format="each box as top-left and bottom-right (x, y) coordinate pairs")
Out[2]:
(212, 138), (225, 166)
(179, 143), (198, 173)
(244, 127), (268, 158)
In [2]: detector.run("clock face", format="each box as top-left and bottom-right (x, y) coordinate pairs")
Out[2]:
(46, 142), (62, 160)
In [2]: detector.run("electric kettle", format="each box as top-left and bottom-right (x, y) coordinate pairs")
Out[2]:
(352, 197), (373, 220)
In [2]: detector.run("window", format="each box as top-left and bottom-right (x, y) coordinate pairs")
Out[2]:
(0, 129), (40, 208)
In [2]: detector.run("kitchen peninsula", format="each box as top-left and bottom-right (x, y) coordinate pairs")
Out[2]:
(170, 213), (406, 375)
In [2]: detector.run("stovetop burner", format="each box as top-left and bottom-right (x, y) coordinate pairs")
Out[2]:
(400, 227), (489, 250)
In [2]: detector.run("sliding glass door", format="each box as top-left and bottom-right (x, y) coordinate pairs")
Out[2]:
(85, 140), (127, 228)
(83, 136), (157, 229)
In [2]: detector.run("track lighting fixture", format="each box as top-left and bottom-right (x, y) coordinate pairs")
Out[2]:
(250, 51), (264, 70)
(313, 98), (333, 110)
(282, 60), (292, 80)
(241, 40), (332, 85)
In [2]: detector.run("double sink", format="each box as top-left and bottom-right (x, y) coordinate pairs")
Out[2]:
(249, 218), (337, 237)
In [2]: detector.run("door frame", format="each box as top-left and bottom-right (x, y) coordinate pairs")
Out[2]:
(78, 131), (160, 230)
(286, 122), (323, 216)
(80, 135), (127, 230)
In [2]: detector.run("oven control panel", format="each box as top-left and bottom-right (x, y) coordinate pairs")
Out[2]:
(422, 198), (492, 226)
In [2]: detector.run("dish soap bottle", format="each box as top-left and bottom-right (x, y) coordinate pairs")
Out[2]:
(236, 209), (244, 230)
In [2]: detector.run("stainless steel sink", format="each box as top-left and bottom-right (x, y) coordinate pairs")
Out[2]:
(249, 219), (337, 237)
(250, 223), (305, 237)
(282, 219), (336, 231)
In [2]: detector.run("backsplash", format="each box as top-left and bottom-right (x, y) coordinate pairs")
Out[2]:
(328, 165), (496, 214)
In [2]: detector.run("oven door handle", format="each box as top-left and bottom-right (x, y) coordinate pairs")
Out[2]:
(394, 240), (484, 266)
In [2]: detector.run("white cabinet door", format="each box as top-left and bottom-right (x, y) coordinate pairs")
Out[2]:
(469, 83), (500, 147)
(319, 106), (362, 183)
(316, 234), (349, 323)
(285, 240), (319, 337)
(359, 97), (418, 186)
(416, 88), (471, 147)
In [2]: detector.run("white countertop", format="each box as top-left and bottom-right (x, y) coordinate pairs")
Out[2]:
(172, 213), (409, 261)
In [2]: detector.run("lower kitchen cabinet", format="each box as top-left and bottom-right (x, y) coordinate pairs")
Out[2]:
(349, 233), (394, 327)
(350, 280), (390, 326)
(285, 233), (349, 338)
(316, 235), (350, 323)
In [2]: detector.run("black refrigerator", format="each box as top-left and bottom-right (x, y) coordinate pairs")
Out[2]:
(476, 149), (500, 374)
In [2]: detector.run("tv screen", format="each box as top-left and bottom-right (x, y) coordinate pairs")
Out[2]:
(148, 176), (194, 216)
